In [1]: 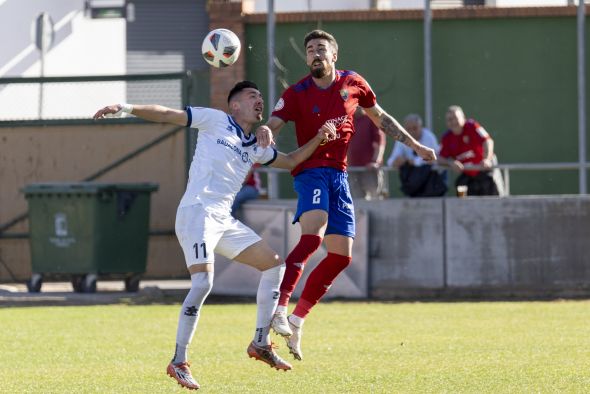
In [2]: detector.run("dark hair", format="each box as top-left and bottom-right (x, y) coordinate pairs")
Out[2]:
(227, 80), (259, 103)
(303, 30), (338, 52)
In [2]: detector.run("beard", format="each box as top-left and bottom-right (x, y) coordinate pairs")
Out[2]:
(310, 62), (330, 78)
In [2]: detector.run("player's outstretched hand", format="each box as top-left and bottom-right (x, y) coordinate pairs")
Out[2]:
(256, 125), (275, 148)
(415, 144), (437, 162)
(318, 121), (337, 142)
(93, 104), (123, 120)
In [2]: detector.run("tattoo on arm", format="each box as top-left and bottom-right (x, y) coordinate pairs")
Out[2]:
(380, 115), (409, 145)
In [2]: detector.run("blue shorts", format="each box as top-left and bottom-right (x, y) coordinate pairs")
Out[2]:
(292, 167), (355, 238)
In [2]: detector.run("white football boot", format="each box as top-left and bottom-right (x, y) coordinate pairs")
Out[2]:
(271, 311), (293, 337)
(166, 362), (200, 390)
(286, 316), (303, 360)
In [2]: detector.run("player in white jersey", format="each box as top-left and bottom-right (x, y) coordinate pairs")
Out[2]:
(93, 81), (336, 390)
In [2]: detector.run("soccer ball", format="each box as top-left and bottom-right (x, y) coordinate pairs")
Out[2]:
(201, 28), (241, 68)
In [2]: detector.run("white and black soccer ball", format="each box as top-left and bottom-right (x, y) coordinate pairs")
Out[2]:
(201, 28), (241, 68)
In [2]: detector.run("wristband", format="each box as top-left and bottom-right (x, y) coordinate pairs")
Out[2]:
(120, 103), (133, 114)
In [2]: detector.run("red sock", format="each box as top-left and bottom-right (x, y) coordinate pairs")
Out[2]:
(278, 234), (323, 307)
(293, 252), (351, 319)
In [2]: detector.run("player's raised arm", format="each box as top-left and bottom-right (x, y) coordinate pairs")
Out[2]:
(364, 103), (436, 162)
(270, 122), (336, 170)
(256, 115), (286, 148)
(93, 104), (188, 126)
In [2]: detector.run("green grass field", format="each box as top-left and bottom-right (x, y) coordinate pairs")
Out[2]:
(1, 300), (590, 393)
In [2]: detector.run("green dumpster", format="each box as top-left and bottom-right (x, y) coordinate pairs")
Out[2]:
(23, 182), (158, 293)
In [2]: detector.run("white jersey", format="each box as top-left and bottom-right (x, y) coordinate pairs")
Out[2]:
(179, 107), (277, 213)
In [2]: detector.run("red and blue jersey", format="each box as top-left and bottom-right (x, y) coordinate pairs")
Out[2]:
(271, 70), (377, 176)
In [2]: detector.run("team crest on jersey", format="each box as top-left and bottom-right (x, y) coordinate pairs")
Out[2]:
(463, 135), (469, 144)
(339, 89), (349, 101)
(274, 98), (285, 111)
(241, 152), (249, 163)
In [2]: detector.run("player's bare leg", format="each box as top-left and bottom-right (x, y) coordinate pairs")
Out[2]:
(234, 240), (292, 370)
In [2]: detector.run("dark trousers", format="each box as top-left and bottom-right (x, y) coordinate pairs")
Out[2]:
(456, 172), (499, 196)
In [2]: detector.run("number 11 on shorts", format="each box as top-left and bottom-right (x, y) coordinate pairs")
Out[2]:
(193, 242), (207, 259)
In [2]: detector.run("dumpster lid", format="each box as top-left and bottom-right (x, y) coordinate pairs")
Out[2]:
(23, 182), (159, 195)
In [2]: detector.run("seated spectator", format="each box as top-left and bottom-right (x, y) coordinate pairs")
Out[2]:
(387, 114), (447, 197)
(348, 107), (386, 200)
(438, 105), (503, 196)
(231, 165), (261, 218)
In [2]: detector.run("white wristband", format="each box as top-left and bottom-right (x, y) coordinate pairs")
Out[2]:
(120, 103), (133, 114)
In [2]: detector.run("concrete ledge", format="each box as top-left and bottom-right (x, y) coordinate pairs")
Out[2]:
(363, 196), (590, 299)
(372, 285), (590, 301)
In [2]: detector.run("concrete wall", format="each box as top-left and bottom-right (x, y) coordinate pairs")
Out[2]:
(205, 196), (590, 299)
(361, 199), (445, 292)
(444, 197), (590, 291)
(355, 196), (590, 298)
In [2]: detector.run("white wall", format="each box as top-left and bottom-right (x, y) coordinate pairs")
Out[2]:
(243, 0), (570, 12)
(490, 0), (568, 6)
(243, 0), (373, 13)
(0, 0), (126, 119)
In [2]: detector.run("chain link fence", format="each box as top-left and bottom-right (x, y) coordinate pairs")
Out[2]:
(0, 73), (189, 121)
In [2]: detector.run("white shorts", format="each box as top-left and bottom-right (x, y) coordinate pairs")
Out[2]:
(175, 204), (261, 267)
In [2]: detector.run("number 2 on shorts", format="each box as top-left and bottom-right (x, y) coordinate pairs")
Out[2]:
(312, 189), (321, 204)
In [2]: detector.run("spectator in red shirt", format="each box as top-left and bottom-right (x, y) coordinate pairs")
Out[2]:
(348, 107), (386, 200)
(438, 105), (499, 196)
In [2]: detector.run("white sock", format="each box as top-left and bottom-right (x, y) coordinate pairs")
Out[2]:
(172, 271), (213, 364)
(254, 264), (285, 346)
(289, 314), (305, 328)
(275, 305), (288, 315)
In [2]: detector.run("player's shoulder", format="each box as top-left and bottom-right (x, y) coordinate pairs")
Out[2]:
(338, 70), (374, 93)
(289, 74), (314, 93)
(337, 69), (359, 78)
(186, 106), (228, 121)
(186, 106), (229, 129)
(186, 106), (225, 117)
(337, 69), (367, 83)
